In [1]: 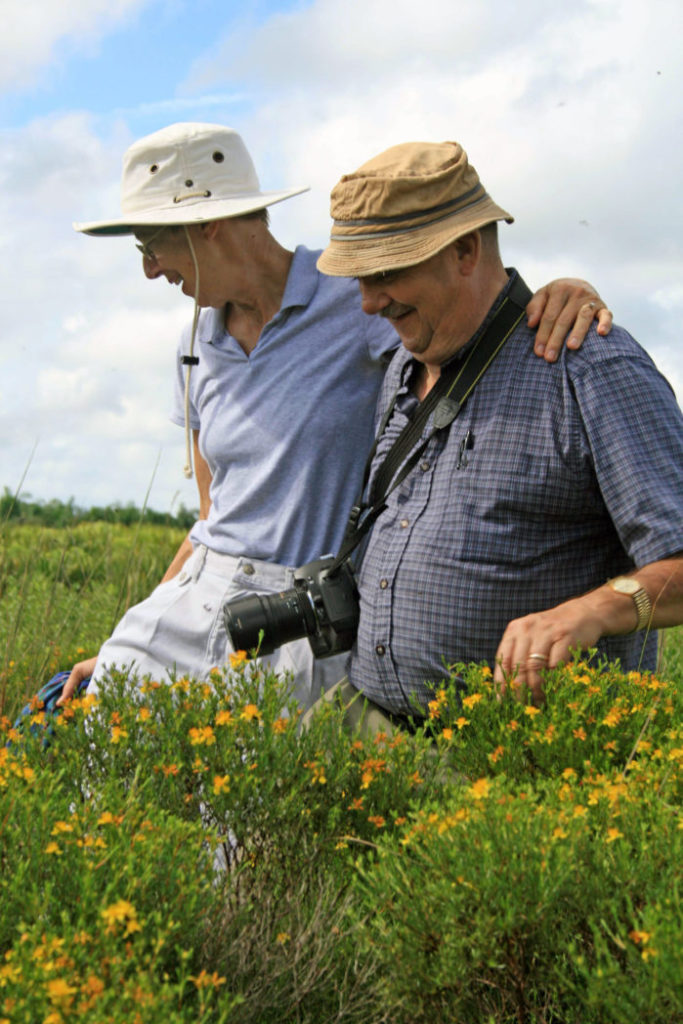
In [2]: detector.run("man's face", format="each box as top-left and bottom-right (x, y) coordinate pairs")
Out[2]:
(356, 244), (468, 368)
(135, 225), (223, 306)
(135, 225), (194, 291)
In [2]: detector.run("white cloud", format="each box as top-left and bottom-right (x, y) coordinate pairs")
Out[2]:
(0, 0), (152, 91)
(1, 0), (681, 511)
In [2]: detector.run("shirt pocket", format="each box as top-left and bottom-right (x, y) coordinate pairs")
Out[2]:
(446, 449), (585, 569)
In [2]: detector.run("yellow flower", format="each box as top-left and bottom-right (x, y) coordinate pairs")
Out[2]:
(97, 811), (122, 826)
(573, 727), (587, 741)
(441, 727), (453, 741)
(45, 842), (62, 856)
(455, 716), (470, 730)
(272, 716), (288, 733)
(110, 725), (127, 744)
(275, 933), (291, 946)
(189, 726), (216, 746)
(51, 821), (74, 836)
(304, 760), (327, 785)
(229, 650), (248, 668)
(606, 827), (623, 843)
(524, 705), (541, 717)
(462, 693), (483, 709)
(469, 777), (491, 800)
(191, 969), (227, 988)
(46, 978), (76, 1003)
(137, 707), (151, 722)
(101, 899), (140, 935)
(240, 704), (262, 722)
(602, 707), (623, 728)
(215, 709), (234, 726)
(552, 826), (568, 840)
(212, 774), (230, 794)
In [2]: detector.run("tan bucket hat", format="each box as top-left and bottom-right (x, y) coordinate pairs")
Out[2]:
(317, 141), (513, 277)
(74, 122), (308, 236)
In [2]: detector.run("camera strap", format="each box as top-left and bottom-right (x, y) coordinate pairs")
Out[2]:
(329, 274), (533, 573)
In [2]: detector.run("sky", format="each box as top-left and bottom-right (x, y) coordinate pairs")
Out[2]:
(1, 0), (681, 516)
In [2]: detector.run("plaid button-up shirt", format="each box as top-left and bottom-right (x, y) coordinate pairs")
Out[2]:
(348, 273), (683, 716)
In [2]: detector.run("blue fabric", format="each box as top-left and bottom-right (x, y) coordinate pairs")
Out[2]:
(349, 272), (683, 715)
(170, 245), (398, 566)
(11, 671), (91, 746)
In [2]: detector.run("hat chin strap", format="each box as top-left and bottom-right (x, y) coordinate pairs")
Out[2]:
(182, 225), (201, 480)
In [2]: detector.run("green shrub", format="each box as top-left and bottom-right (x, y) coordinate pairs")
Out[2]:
(1, 653), (680, 1023)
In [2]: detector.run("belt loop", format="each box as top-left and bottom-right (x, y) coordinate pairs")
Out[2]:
(192, 544), (208, 583)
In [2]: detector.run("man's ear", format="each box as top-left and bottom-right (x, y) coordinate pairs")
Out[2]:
(453, 231), (481, 276)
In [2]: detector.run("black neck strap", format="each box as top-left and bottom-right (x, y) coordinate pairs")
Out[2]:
(330, 274), (532, 573)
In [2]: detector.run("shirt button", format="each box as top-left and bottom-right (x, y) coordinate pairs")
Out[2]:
(379, 578), (389, 589)
(375, 644), (386, 656)
(420, 460), (430, 472)
(242, 563), (255, 575)
(400, 518), (409, 529)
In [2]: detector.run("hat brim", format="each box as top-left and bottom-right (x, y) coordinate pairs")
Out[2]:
(74, 186), (309, 236)
(317, 200), (513, 278)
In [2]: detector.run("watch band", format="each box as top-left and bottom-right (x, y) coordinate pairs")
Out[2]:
(608, 576), (652, 633)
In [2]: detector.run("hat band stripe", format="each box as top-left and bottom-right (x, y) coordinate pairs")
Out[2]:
(330, 190), (494, 242)
(332, 183), (485, 231)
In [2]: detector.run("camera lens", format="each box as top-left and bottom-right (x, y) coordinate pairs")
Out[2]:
(224, 586), (317, 656)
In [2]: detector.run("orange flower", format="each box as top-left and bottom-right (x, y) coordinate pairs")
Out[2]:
(229, 650), (248, 668)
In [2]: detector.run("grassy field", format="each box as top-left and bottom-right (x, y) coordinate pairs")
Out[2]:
(0, 520), (681, 1022)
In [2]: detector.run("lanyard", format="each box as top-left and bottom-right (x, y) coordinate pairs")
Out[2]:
(329, 274), (532, 573)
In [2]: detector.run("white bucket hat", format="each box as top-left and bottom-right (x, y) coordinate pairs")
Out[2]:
(74, 122), (308, 235)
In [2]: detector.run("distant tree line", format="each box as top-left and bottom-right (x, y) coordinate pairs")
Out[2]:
(0, 487), (198, 530)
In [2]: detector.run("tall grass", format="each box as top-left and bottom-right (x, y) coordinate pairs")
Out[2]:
(0, 520), (185, 716)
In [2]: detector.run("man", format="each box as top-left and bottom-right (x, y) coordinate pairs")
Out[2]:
(60, 123), (611, 710)
(314, 140), (683, 719)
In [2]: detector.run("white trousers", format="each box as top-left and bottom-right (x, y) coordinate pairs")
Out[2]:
(89, 545), (347, 712)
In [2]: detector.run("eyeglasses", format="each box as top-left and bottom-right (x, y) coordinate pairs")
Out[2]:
(134, 226), (168, 261)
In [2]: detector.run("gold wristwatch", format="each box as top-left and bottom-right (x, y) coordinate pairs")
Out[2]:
(607, 576), (652, 632)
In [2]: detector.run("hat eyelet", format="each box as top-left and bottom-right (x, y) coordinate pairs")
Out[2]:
(185, 179), (194, 187)
(149, 164), (159, 174)
(212, 151), (224, 163)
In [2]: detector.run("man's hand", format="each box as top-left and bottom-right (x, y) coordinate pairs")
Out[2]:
(527, 278), (612, 362)
(493, 596), (608, 705)
(55, 656), (98, 707)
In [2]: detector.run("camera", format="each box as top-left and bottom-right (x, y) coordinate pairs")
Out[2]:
(223, 556), (359, 659)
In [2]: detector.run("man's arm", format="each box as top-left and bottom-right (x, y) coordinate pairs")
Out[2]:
(528, 278), (612, 361)
(58, 432), (212, 704)
(493, 554), (683, 703)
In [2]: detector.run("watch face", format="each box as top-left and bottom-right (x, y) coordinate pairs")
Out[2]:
(612, 577), (640, 596)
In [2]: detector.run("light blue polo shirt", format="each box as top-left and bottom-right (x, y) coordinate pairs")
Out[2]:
(171, 246), (398, 566)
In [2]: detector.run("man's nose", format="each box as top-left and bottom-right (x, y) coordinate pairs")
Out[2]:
(142, 253), (163, 279)
(358, 280), (391, 316)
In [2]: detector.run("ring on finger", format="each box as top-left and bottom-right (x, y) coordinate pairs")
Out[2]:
(528, 652), (548, 662)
